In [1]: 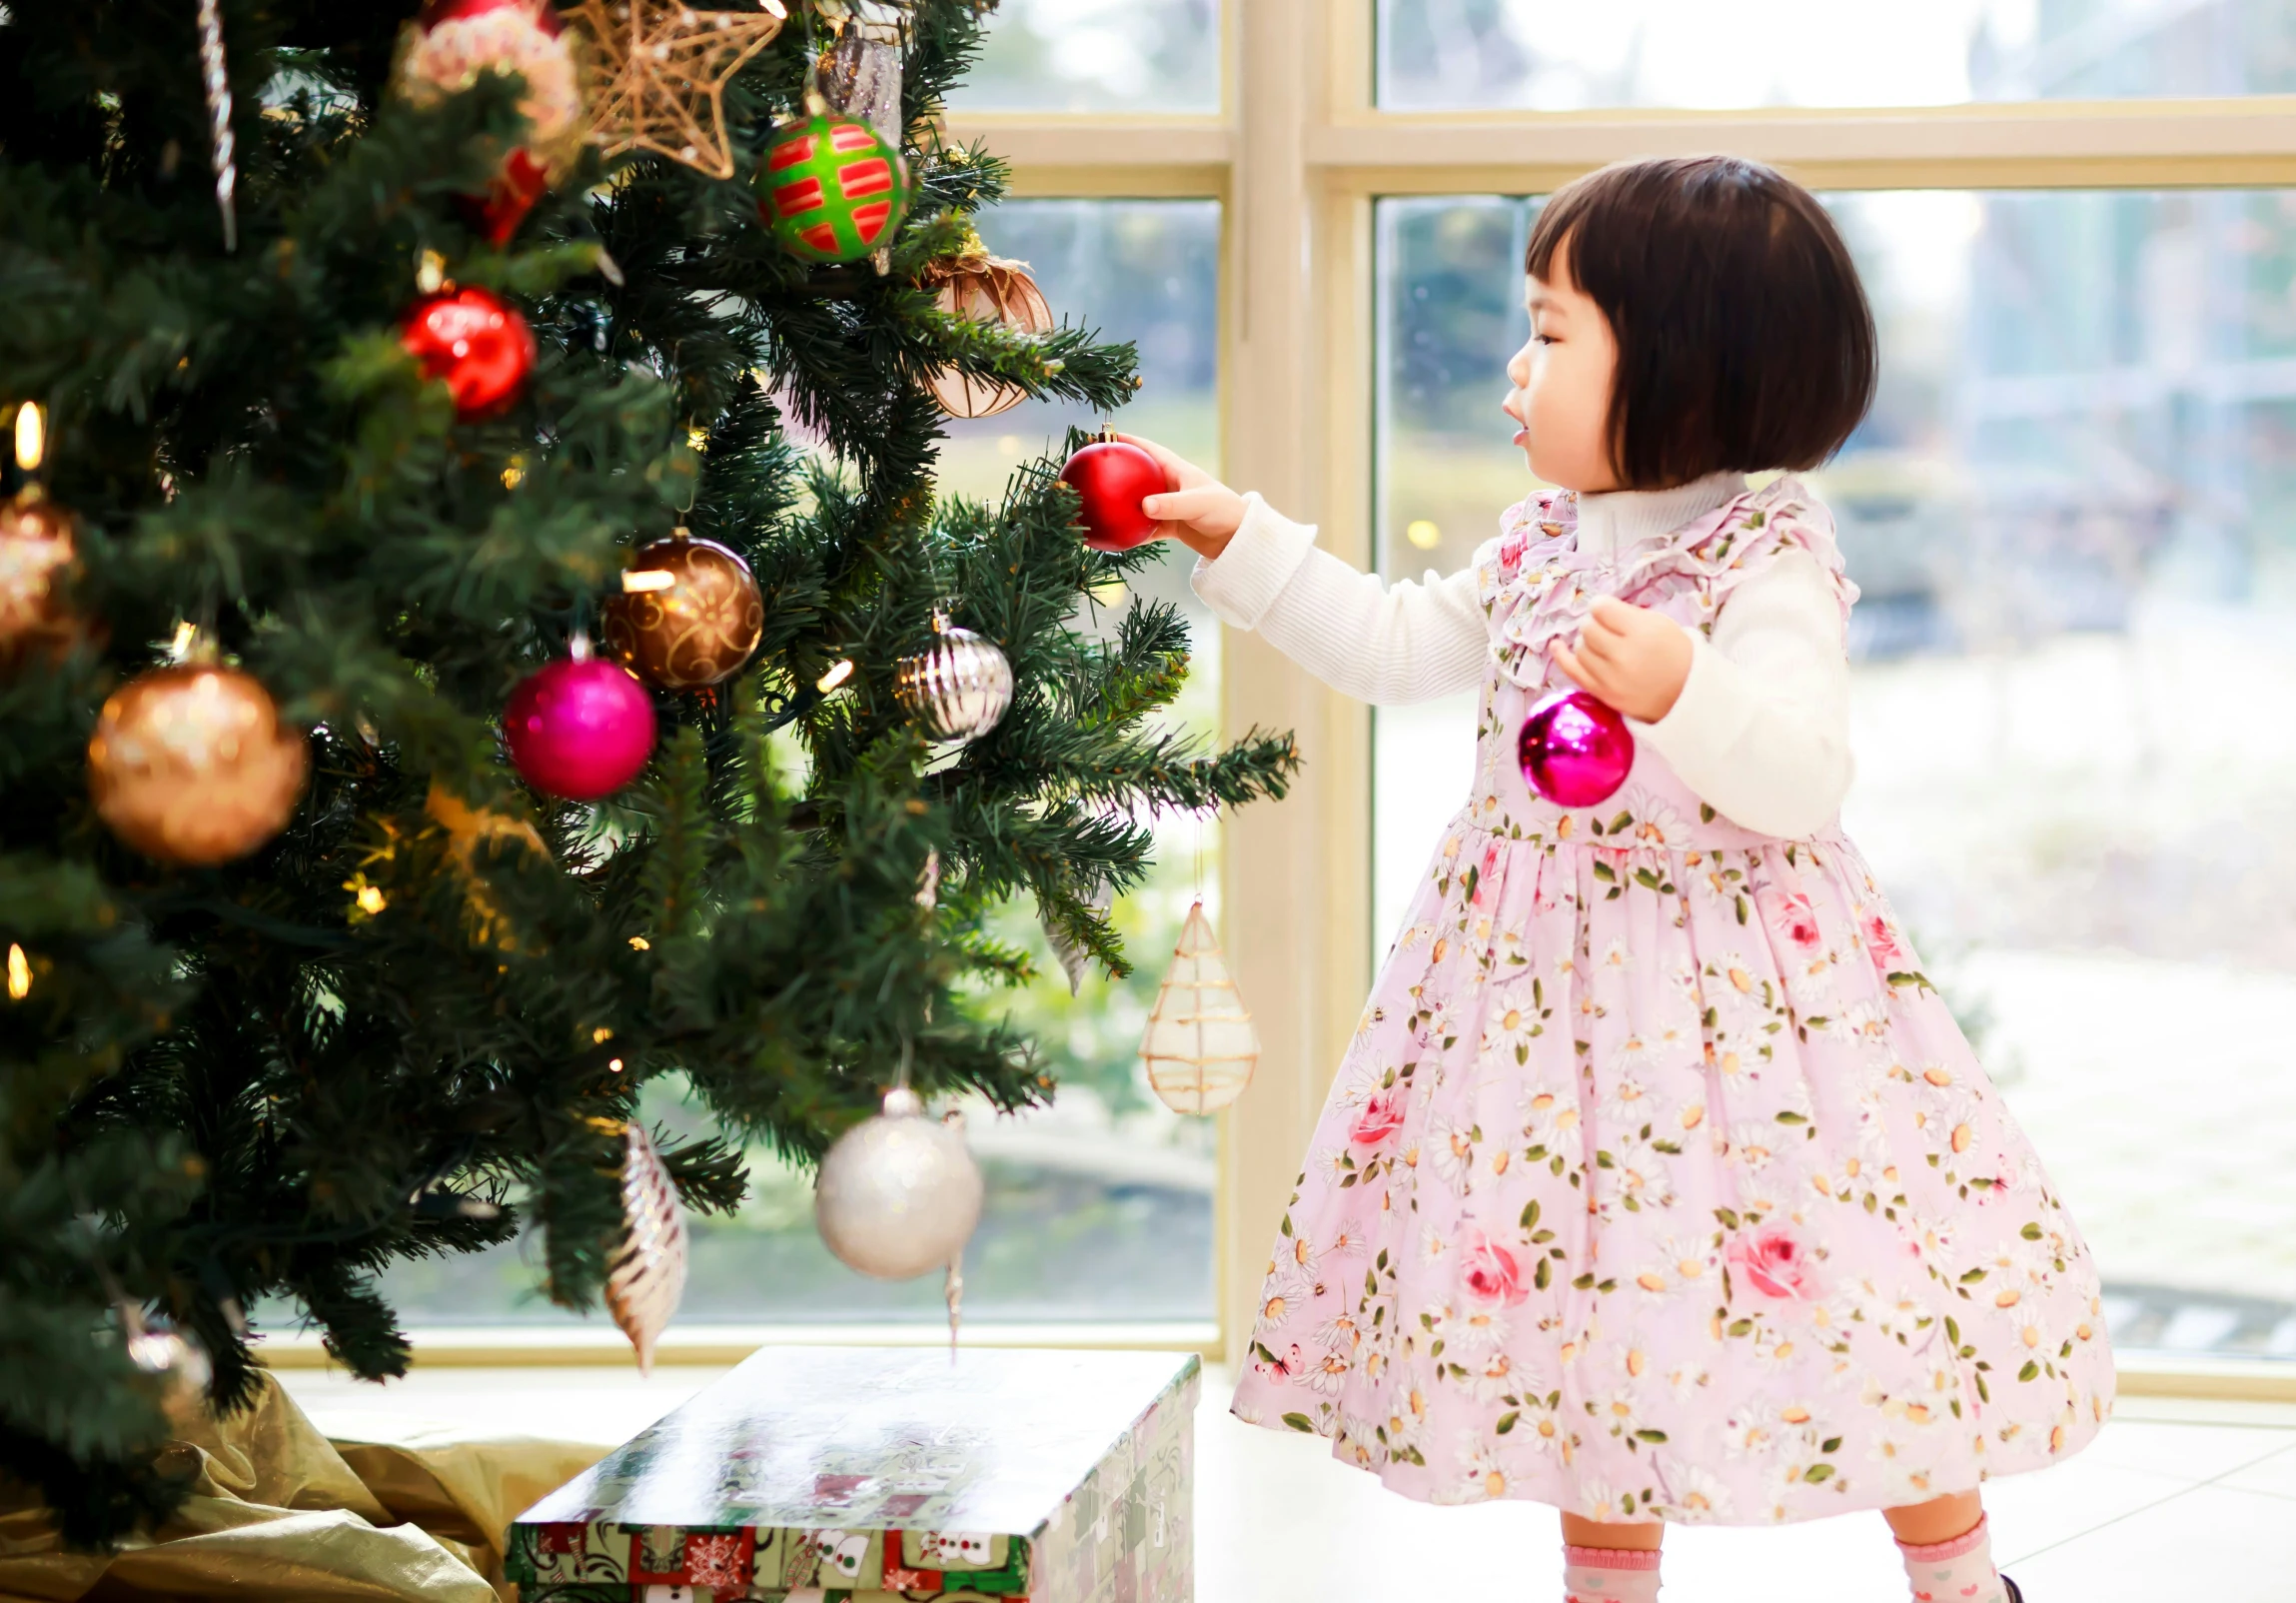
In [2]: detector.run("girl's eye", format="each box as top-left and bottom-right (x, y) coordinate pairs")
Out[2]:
(1533, 334), (1557, 346)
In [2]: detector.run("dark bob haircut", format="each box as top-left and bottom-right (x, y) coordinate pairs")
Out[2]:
(1525, 155), (1877, 490)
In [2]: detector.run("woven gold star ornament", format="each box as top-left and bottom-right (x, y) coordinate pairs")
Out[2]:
(564, 0), (787, 179)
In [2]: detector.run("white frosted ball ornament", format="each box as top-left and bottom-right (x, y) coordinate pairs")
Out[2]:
(814, 1086), (983, 1280)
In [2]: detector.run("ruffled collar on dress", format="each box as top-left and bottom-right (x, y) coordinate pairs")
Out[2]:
(1475, 474), (1855, 692)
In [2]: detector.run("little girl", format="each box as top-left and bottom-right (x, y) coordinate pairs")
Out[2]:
(1128, 156), (2112, 1603)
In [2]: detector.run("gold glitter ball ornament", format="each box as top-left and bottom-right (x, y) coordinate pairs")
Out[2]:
(87, 663), (309, 865)
(0, 489), (83, 669)
(600, 529), (764, 691)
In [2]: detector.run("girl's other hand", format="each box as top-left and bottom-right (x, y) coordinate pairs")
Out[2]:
(1122, 434), (1248, 560)
(1550, 597), (1694, 723)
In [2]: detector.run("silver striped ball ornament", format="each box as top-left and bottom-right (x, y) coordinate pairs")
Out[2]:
(893, 612), (1012, 742)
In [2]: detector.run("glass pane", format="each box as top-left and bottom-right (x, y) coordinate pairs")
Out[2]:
(952, 0), (1220, 113)
(1379, 0), (2296, 110)
(377, 201), (1226, 1329)
(1375, 189), (2296, 1359)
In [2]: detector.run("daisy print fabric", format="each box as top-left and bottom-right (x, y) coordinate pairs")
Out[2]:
(1230, 479), (2114, 1526)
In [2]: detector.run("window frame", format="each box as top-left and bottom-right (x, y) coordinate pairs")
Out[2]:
(950, 0), (2296, 1401)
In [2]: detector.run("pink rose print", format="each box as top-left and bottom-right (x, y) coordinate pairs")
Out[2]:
(1350, 1086), (1406, 1150)
(1759, 886), (1824, 952)
(1864, 910), (1904, 970)
(1475, 842), (1502, 901)
(1461, 1229), (1529, 1305)
(1729, 1226), (1815, 1300)
(1498, 528), (1529, 578)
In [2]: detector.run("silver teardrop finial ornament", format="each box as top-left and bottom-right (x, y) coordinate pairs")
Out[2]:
(604, 1123), (688, 1373)
(195, 0), (238, 251)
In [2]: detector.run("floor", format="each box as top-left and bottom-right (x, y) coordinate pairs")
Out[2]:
(280, 1363), (2296, 1601)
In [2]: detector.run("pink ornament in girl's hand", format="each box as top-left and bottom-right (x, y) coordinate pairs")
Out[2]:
(1518, 689), (1635, 808)
(1059, 436), (1165, 552)
(505, 642), (656, 801)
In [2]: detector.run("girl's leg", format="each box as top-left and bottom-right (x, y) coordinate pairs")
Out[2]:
(1559, 1515), (1665, 1603)
(1885, 1492), (2013, 1603)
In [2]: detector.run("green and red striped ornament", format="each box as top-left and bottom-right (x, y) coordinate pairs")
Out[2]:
(756, 102), (911, 265)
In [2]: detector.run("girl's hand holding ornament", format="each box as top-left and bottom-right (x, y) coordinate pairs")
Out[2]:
(1122, 435), (1247, 560)
(1550, 596), (1693, 723)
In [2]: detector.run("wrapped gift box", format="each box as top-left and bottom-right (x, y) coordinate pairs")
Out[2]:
(507, 1345), (1199, 1603)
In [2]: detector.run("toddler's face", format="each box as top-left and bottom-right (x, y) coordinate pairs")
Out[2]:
(1505, 246), (1620, 494)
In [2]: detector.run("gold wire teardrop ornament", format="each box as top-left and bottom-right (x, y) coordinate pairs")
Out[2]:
(1139, 899), (1258, 1115)
(603, 1122), (687, 1374)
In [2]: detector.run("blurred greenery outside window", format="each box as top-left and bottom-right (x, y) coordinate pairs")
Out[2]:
(1377, 0), (2296, 111)
(953, 0), (1221, 113)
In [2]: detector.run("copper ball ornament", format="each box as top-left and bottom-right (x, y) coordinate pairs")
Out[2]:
(922, 254), (1055, 420)
(87, 664), (309, 865)
(599, 530), (764, 691)
(0, 489), (83, 669)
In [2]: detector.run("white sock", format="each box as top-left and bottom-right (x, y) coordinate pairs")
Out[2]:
(1895, 1513), (2009, 1603)
(1564, 1542), (1662, 1603)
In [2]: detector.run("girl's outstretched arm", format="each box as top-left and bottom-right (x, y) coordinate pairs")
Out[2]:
(1126, 435), (1489, 708)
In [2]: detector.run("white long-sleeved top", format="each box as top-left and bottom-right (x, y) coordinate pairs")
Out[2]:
(1188, 473), (1854, 838)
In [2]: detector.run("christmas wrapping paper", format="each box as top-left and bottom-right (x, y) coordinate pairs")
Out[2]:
(507, 1346), (1198, 1603)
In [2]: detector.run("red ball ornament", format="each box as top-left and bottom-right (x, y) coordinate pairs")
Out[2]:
(1059, 436), (1165, 553)
(505, 645), (657, 802)
(401, 286), (537, 419)
(1518, 690), (1636, 808)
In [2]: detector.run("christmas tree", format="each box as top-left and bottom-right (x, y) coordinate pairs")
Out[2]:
(0, 0), (1295, 1545)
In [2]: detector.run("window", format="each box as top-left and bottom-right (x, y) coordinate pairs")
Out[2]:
(334, 0), (2286, 1389)
(955, 0), (1221, 113)
(1377, 0), (2296, 111)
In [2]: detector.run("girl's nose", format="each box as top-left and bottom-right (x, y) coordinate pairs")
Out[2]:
(1506, 338), (1533, 389)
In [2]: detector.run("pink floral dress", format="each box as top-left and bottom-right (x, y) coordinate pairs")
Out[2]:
(1230, 478), (2114, 1525)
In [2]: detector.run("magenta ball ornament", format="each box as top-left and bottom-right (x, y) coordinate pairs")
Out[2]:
(1518, 689), (1636, 808)
(505, 654), (657, 801)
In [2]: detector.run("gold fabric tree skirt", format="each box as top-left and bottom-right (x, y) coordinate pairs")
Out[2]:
(0, 1373), (605, 1601)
